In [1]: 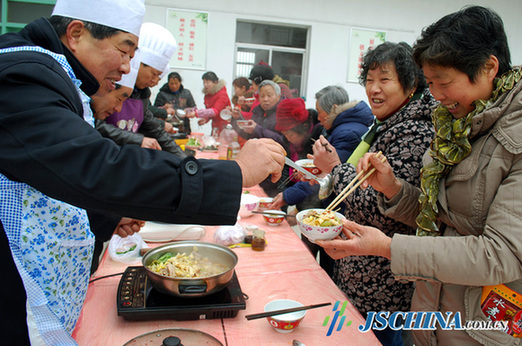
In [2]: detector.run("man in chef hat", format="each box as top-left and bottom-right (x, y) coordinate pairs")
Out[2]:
(96, 24), (187, 157)
(0, 1), (285, 344)
(0, 0), (146, 344)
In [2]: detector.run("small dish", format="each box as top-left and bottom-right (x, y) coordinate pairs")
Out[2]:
(295, 159), (322, 175)
(258, 197), (274, 211)
(264, 299), (306, 333)
(220, 109), (232, 120)
(262, 210), (285, 226)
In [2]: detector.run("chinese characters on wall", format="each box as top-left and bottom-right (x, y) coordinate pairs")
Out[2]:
(166, 9), (208, 69)
(347, 28), (386, 82)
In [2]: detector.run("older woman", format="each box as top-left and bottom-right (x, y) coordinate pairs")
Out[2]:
(233, 79), (283, 145)
(318, 6), (522, 345)
(312, 41), (436, 346)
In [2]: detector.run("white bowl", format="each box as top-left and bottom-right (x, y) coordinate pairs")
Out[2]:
(296, 208), (345, 243)
(238, 194), (260, 218)
(264, 299), (306, 333)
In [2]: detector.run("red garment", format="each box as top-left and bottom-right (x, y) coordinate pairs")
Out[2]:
(204, 80), (231, 132)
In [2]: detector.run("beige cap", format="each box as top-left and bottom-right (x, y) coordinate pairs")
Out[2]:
(52, 0), (145, 36)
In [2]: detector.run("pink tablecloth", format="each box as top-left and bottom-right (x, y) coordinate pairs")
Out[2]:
(73, 155), (379, 345)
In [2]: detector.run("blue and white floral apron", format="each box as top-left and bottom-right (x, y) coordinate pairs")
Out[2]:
(0, 46), (95, 345)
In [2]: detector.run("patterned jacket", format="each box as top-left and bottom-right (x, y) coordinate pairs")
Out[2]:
(331, 89), (437, 314)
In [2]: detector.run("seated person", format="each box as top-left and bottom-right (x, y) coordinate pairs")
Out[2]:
(153, 71), (195, 134)
(231, 80), (284, 146)
(95, 23), (186, 158)
(231, 76), (255, 119)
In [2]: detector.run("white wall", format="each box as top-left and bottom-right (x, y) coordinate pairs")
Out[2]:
(144, 0), (522, 134)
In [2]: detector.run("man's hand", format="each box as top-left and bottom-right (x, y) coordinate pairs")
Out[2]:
(235, 138), (286, 187)
(164, 122), (175, 133)
(141, 137), (162, 150)
(114, 218), (146, 238)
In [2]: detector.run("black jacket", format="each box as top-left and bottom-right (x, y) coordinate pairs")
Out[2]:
(0, 18), (242, 344)
(95, 86), (187, 158)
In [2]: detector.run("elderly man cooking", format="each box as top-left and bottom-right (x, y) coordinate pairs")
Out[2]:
(0, 0), (285, 344)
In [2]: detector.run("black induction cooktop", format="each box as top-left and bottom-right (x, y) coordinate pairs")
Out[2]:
(117, 266), (246, 321)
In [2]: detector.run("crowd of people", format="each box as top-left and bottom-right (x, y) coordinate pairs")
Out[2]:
(0, 0), (520, 345)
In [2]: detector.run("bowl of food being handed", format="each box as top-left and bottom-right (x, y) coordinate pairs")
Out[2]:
(295, 159), (322, 175)
(296, 208), (345, 243)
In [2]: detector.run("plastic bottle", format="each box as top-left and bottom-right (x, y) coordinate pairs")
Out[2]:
(218, 125), (238, 160)
(227, 135), (240, 160)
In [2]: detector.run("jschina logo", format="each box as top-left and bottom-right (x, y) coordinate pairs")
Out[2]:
(323, 301), (352, 336)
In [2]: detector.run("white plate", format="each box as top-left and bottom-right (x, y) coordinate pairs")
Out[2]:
(139, 222), (206, 242)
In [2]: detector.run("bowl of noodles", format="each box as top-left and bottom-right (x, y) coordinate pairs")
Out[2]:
(142, 241), (237, 297)
(296, 209), (345, 243)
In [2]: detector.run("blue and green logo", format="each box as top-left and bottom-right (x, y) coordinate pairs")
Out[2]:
(323, 301), (352, 336)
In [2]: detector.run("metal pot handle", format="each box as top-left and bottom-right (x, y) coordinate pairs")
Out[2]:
(179, 281), (207, 294)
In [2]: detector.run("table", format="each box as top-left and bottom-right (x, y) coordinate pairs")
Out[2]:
(72, 155), (379, 345)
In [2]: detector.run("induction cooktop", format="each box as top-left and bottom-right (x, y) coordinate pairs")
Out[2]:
(117, 266), (246, 321)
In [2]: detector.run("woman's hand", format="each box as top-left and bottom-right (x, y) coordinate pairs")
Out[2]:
(231, 106), (242, 119)
(316, 219), (392, 259)
(309, 135), (341, 174)
(357, 152), (402, 199)
(269, 192), (287, 209)
(241, 119), (257, 134)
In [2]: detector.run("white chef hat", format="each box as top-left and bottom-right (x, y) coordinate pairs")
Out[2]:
(116, 50), (141, 89)
(160, 66), (171, 80)
(139, 22), (177, 73)
(52, 0), (145, 37)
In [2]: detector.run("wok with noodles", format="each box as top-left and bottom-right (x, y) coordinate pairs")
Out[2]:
(142, 241), (238, 297)
(301, 209), (340, 227)
(147, 249), (230, 278)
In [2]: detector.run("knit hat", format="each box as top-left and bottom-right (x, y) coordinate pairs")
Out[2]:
(52, 0), (145, 36)
(275, 98), (309, 131)
(138, 22), (177, 73)
(249, 64), (274, 84)
(116, 50), (140, 89)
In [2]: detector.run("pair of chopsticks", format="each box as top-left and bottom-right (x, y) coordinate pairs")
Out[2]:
(325, 151), (385, 211)
(251, 211), (296, 218)
(245, 302), (331, 320)
(311, 138), (332, 153)
(278, 170), (298, 190)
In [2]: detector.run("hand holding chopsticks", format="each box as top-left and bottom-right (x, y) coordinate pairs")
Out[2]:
(245, 302), (331, 320)
(325, 151), (386, 211)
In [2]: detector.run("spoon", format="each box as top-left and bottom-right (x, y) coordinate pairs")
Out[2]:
(251, 211), (296, 218)
(284, 157), (333, 200)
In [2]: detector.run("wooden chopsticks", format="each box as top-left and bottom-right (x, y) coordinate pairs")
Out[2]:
(245, 302), (331, 321)
(325, 151), (385, 211)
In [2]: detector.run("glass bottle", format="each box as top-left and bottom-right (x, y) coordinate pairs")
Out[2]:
(251, 229), (266, 251)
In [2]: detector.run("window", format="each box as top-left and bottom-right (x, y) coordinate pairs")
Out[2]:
(235, 21), (308, 98)
(1, 0), (56, 35)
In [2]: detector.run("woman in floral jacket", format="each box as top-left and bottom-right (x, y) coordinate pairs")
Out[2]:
(312, 41), (436, 346)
